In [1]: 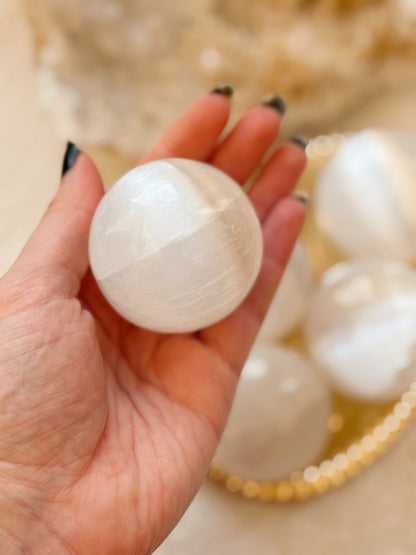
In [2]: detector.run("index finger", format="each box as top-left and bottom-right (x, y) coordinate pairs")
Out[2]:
(139, 91), (231, 164)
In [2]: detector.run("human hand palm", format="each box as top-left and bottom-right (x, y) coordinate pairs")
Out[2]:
(0, 93), (306, 554)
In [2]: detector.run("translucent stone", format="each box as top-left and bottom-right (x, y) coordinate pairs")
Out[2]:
(305, 260), (416, 402)
(258, 240), (311, 341)
(315, 130), (416, 262)
(89, 159), (263, 333)
(213, 344), (331, 481)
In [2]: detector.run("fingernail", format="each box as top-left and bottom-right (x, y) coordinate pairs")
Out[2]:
(262, 94), (288, 115)
(290, 136), (309, 150)
(291, 192), (308, 205)
(211, 84), (234, 97)
(62, 142), (80, 177)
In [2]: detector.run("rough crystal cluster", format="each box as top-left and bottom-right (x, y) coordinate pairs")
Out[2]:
(21, 0), (416, 156)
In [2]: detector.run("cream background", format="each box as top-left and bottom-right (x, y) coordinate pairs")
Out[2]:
(2, 1), (416, 553)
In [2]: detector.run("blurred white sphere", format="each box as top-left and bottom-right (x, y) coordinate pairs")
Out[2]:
(258, 241), (311, 341)
(305, 260), (416, 402)
(214, 344), (331, 481)
(89, 159), (262, 333)
(315, 130), (416, 261)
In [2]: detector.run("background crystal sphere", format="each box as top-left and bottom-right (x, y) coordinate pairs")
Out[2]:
(314, 130), (416, 262)
(88, 159), (263, 333)
(305, 260), (416, 402)
(258, 240), (312, 342)
(213, 344), (332, 481)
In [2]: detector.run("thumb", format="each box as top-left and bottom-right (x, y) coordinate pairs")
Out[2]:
(11, 143), (104, 298)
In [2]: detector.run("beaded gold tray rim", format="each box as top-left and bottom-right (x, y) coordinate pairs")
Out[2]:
(209, 385), (416, 503)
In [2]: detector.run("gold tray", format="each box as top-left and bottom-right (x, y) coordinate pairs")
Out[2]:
(209, 133), (416, 502)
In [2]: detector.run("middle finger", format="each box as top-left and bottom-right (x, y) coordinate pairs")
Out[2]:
(208, 95), (287, 184)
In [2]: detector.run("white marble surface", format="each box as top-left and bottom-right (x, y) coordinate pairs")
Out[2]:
(3, 2), (416, 553)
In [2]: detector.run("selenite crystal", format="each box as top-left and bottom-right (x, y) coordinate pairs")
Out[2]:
(89, 158), (263, 333)
(305, 260), (416, 402)
(214, 344), (331, 481)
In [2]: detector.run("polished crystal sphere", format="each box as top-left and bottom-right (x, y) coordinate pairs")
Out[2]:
(315, 130), (416, 262)
(213, 344), (331, 481)
(89, 159), (263, 333)
(305, 260), (416, 402)
(258, 240), (312, 342)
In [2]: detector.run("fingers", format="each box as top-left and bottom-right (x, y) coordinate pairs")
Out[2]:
(139, 93), (231, 164)
(199, 197), (306, 373)
(11, 151), (104, 298)
(245, 197), (307, 329)
(249, 141), (307, 222)
(201, 139), (307, 371)
(208, 104), (282, 184)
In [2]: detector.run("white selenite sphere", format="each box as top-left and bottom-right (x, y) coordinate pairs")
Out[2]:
(89, 159), (263, 333)
(305, 260), (416, 402)
(258, 240), (312, 342)
(315, 130), (416, 262)
(213, 344), (331, 481)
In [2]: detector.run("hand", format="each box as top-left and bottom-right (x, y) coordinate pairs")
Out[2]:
(0, 91), (306, 554)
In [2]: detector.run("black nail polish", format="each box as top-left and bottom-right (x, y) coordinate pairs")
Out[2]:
(290, 136), (309, 150)
(211, 84), (234, 97)
(291, 192), (308, 205)
(62, 142), (80, 177)
(262, 95), (288, 115)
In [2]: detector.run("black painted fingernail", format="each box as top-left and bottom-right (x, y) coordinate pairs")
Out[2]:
(211, 84), (234, 97)
(290, 136), (309, 150)
(62, 142), (80, 177)
(291, 192), (308, 205)
(262, 94), (288, 115)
